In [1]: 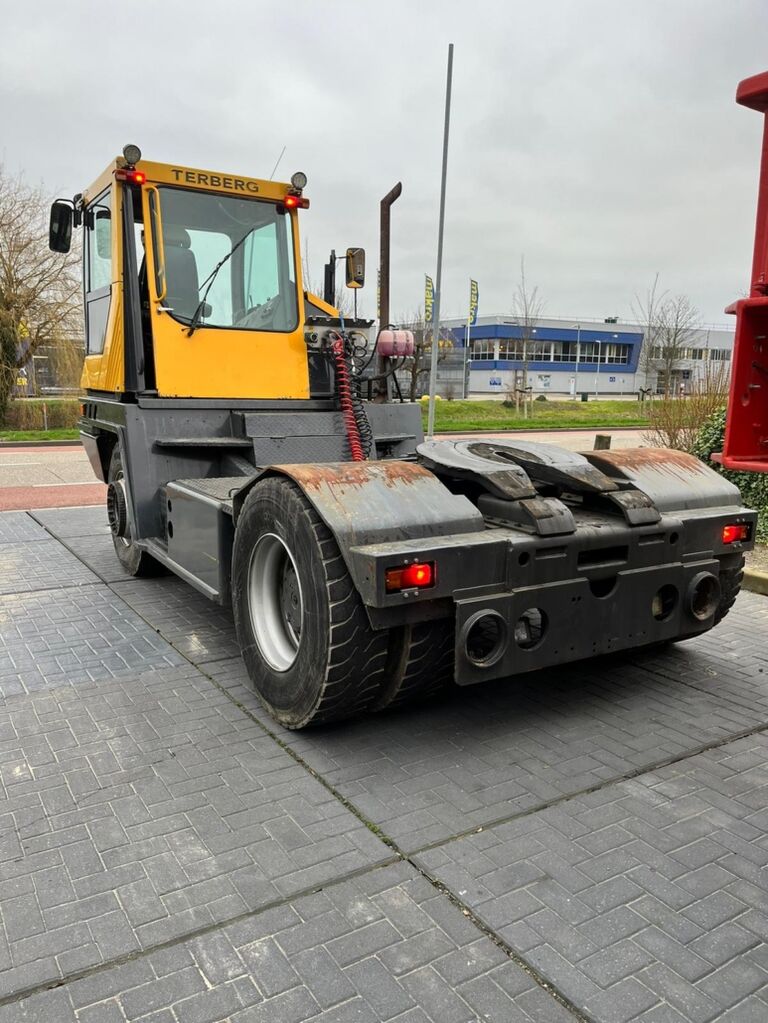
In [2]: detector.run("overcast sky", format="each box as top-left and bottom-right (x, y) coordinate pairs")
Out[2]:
(3, 0), (768, 326)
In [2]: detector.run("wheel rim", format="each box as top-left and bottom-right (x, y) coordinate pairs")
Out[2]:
(248, 532), (304, 672)
(112, 467), (130, 548)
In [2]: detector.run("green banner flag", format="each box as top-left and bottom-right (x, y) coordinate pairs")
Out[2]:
(425, 275), (434, 324)
(469, 279), (479, 326)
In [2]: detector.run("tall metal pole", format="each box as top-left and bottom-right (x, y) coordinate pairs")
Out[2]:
(574, 323), (581, 399)
(426, 43), (454, 438)
(463, 294), (471, 400)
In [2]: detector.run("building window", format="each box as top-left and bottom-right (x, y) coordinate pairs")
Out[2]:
(604, 343), (630, 365)
(499, 339), (552, 360)
(471, 339), (495, 360)
(710, 349), (731, 362)
(552, 342), (577, 362)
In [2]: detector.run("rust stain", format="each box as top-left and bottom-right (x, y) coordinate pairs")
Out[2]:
(588, 447), (707, 475)
(274, 461), (429, 490)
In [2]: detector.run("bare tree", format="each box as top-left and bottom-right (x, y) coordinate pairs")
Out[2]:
(510, 257), (544, 418)
(632, 272), (665, 393)
(398, 309), (453, 401)
(632, 277), (699, 396)
(643, 359), (730, 451)
(0, 167), (81, 418)
(652, 295), (699, 396)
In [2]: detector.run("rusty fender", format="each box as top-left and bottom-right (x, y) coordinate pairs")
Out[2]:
(584, 447), (742, 512)
(232, 461), (482, 608)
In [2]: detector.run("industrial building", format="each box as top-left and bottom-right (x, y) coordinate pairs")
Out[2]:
(438, 315), (735, 398)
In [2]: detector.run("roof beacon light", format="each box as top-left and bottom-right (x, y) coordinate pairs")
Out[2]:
(290, 171), (307, 191)
(122, 144), (142, 167)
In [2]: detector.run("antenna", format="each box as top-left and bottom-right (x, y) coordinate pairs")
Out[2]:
(269, 145), (287, 181)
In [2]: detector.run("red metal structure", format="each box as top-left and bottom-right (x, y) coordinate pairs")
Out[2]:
(722, 70), (768, 470)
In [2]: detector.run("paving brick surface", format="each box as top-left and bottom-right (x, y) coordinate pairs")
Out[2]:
(416, 732), (768, 1023)
(0, 538), (100, 594)
(0, 863), (574, 1022)
(0, 665), (390, 1001)
(0, 585), (184, 698)
(197, 641), (754, 852)
(30, 506), (110, 538)
(63, 532), (135, 584)
(3, 509), (768, 1022)
(632, 592), (768, 717)
(0, 511), (49, 544)
(113, 576), (243, 663)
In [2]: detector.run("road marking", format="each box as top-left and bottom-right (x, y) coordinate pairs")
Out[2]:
(0, 462), (40, 467)
(31, 481), (100, 488)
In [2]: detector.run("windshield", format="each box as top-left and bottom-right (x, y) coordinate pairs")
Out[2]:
(155, 187), (298, 332)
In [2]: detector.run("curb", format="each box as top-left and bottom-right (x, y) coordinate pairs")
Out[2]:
(743, 568), (768, 596)
(0, 439), (80, 448)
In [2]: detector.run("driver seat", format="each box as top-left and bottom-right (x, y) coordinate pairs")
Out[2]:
(164, 227), (199, 321)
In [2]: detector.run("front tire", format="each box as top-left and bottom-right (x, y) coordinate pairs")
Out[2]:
(107, 448), (164, 577)
(232, 477), (391, 728)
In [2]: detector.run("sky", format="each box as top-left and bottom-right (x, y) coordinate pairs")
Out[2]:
(2, 0), (768, 327)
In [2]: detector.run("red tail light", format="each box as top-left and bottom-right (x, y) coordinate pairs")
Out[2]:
(722, 523), (751, 544)
(283, 194), (309, 209)
(385, 562), (436, 593)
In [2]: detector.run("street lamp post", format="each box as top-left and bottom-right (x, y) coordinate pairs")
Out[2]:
(573, 323), (581, 398)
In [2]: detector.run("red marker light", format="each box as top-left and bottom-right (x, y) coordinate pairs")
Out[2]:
(385, 562), (436, 593)
(722, 523), (750, 544)
(115, 168), (146, 184)
(283, 194), (309, 209)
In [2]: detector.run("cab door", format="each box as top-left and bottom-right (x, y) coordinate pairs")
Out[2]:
(141, 184), (309, 400)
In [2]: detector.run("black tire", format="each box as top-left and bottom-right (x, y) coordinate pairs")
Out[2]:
(714, 558), (744, 626)
(107, 449), (165, 577)
(374, 619), (455, 711)
(231, 477), (391, 728)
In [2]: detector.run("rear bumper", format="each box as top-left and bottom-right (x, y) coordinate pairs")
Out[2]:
(349, 505), (756, 685)
(453, 557), (717, 685)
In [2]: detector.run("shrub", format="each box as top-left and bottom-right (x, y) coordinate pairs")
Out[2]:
(691, 406), (768, 542)
(2, 398), (80, 431)
(643, 364), (730, 451)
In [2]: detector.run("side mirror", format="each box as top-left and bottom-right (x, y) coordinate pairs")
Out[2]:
(49, 200), (73, 253)
(345, 247), (365, 289)
(94, 209), (111, 259)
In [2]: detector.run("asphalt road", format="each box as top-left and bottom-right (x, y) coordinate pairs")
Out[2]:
(0, 429), (646, 511)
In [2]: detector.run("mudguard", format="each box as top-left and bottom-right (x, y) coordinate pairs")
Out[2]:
(584, 448), (742, 512)
(232, 461), (483, 596)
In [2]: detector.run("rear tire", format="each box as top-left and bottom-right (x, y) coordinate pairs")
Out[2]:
(374, 619), (455, 711)
(714, 557), (744, 626)
(107, 449), (165, 577)
(232, 477), (391, 728)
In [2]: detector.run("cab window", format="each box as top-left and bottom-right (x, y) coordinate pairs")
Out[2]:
(84, 189), (112, 354)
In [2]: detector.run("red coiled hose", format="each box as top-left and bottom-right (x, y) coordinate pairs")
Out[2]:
(332, 338), (365, 461)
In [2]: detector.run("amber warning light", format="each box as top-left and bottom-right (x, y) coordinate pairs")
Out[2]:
(722, 523), (751, 544)
(385, 562), (436, 593)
